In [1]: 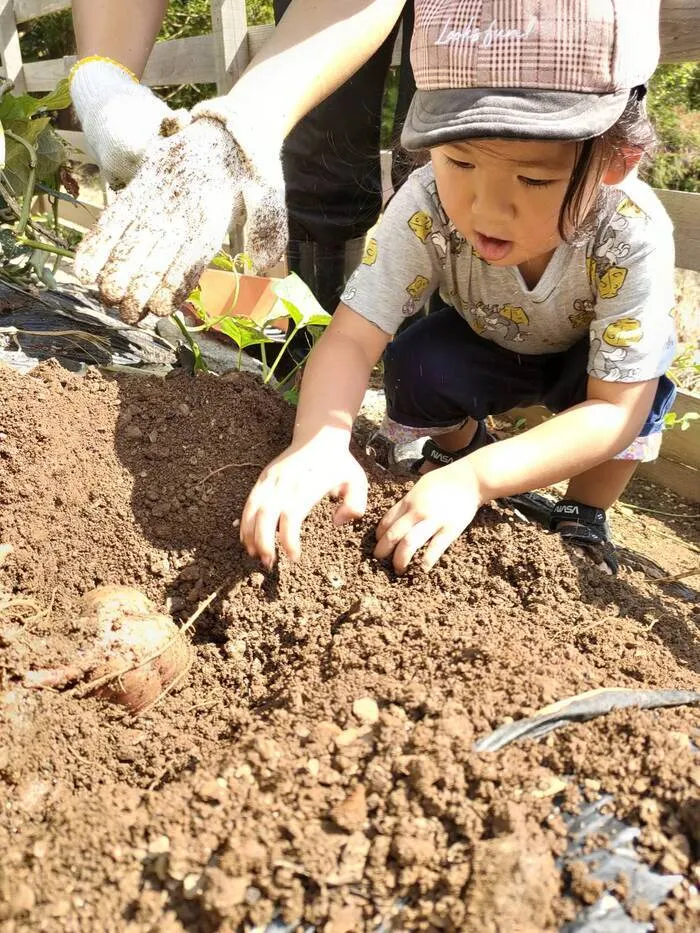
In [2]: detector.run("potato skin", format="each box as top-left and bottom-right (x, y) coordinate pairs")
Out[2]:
(24, 587), (191, 713)
(83, 587), (191, 714)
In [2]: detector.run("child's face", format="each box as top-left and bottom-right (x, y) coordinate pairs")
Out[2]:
(432, 138), (589, 272)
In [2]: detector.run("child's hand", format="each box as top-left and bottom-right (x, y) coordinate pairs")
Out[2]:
(374, 463), (482, 574)
(240, 442), (368, 569)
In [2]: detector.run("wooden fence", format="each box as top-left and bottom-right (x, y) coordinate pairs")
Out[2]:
(0, 0), (699, 500)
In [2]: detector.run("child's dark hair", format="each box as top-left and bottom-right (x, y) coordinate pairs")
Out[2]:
(560, 87), (656, 243)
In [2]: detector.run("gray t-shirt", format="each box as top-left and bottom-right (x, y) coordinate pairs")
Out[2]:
(341, 163), (676, 383)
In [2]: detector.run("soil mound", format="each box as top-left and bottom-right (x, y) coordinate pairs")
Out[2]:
(1, 362), (698, 931)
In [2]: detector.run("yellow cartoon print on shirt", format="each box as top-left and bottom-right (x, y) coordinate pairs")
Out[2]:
(408, 211), (433, 242)
(586, 196), (639, 299)
(586, 256), (629, 299)
(589, 317), (643, 380)
(470, 302), (529, 342)
(598, 265), (628, 298)
(569, 298), (595, 329)
(603, 318), (642, 347)
(617, 197), (646, 219)
(362, 238), (378, 265)
(402, 274), (430, 316)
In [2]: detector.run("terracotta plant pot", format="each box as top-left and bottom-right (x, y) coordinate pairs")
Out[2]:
(186, 268), (288, 332)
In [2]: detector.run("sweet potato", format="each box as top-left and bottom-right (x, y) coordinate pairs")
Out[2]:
(24, 586), (191, 714)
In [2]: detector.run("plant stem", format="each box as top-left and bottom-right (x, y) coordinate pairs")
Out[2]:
(17, 237), (75, 259)
(276, 360), (303, 392)
(51, 198), (61, 273)
(0, 176), (67, 247)
(172, 314), (208, 373)
(5, 131), (37, 236)
(265, 324), (299, 385)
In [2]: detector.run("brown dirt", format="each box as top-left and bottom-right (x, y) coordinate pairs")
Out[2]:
(0, 361), (699, 933)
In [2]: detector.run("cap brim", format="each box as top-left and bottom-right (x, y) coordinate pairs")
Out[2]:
(401, 88), (630, 150)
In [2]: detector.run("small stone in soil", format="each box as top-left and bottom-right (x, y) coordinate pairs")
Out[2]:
(330, 785), (367, 832)
(352, 697), (379, 725)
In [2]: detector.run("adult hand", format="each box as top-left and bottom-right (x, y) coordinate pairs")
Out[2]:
(70, 58), (190, 189)
(374, 463), (483, 574)
(73, 116), (286, 323)
(241, 443), (368, 570)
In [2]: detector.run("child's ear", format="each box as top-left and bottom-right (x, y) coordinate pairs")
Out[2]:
(603, 147), (643, 184)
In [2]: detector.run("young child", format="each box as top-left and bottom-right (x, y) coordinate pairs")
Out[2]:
(241, 0), (676, 576)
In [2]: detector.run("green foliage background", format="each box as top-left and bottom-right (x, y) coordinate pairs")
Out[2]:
(17, 3), (700, 193)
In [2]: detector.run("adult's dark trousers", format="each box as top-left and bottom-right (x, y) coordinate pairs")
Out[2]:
(273, 0), (417, 315)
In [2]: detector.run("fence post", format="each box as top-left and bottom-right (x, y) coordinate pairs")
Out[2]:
(210, 0), (249, 95)
(0, 0), (26, 92)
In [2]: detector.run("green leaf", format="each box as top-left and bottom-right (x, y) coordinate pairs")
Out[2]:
(282, 386), (300, 406)
(215, 316), (273, 350)
(0, 81), (72, 125)
(0, 95), (37, 122)
(210, 252), (235, 272)
(35, 125), (66, 184)
(30, 248), (58, 289)
(186, 286), (206, 317)
(271, 272), (332, 328)
(35, 79), (72, 113)
(2, 117), (56, 196)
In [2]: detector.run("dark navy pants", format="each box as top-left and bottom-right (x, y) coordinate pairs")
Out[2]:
(273, 0), (417, 244)
(384, 306), (675, 438)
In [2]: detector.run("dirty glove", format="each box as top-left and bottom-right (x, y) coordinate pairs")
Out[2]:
(73, 97), (287, 323)
(69, 57), (190, 188)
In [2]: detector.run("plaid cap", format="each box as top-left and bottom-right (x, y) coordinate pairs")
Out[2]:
(402, 0), (661, 149)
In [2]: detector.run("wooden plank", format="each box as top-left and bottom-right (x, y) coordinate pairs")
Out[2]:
(659, 0), (700, 63)
(637, 457), (699, 502)
(13, 0), (69, 26)
(10, 0), (700, 62)
(657, 389), (700, 467)
(23, 35), (218, 92)
(653, 189), (700, 273)
(22, 55), (63, 89)
(210, 0), (248, 94)
(143, 35), (217, 86)
(247, 23), (274, 60)
(505, 391), (700, 473)
(57, 128), (96, 162)
(0, 0), (25, 92)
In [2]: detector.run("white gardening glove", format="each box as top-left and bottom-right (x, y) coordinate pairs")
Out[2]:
(70, 57), (190, 187)
(73, 94), (287, 323)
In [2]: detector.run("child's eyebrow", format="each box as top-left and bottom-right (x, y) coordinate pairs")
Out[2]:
(451, 142), (570, 171)
(509, 156), (570, 170)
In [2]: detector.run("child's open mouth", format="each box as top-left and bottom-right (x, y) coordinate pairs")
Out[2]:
(473, 231), (513, 261)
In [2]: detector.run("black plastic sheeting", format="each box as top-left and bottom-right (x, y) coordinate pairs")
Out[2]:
(474, 687), (700, 752)
(254, 686), (698, 932)
(560, 796), (684, 933)
(253, 792), (689, 933)
(0, 281), (176, 374)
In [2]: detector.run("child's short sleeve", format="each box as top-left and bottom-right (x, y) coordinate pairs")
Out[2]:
(587, 186), (677, 383)
(340, 167), (445, 335)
